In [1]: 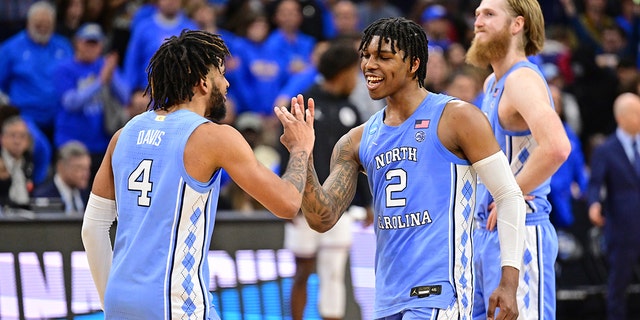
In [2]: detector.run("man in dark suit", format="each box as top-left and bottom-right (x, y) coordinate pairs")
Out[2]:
(587, 92), (640, 320)
(32, 140), (91, 214)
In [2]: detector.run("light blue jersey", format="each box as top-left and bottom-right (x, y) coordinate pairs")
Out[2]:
(475, 61), (552, 224)
(106, 110), (221, 319)
(473, 61), (558, 320)
(359, 93), (476, 319)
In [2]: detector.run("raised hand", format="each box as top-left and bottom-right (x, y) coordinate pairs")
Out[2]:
(274, 94), (315, 156)
(100, 52), (119, 84)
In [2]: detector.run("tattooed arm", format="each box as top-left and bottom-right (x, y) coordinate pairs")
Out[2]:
(209, 100), (314, 219)
(302, 126), (364, 232)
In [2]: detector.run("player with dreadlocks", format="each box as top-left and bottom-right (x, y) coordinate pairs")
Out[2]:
(282, 17), (527, 319)
(81, 29), (315, 319)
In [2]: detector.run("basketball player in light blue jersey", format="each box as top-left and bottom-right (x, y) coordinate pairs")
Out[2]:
(285, 17), (527, 320)
(81, 30), (315, 319)
(466, 0), (571, 319)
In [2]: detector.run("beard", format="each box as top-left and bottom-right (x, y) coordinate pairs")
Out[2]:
(205, 84), (227, 122)
(466, 26), (511, 68)
(28, 29), (52, 44)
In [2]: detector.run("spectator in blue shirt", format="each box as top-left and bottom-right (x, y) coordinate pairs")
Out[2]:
(123, 0), (197, 92)
(54, 23), (130, 180)
(229, 11), (287, 117)
(325, 0), (361, 39)
(265, 0), (316, 78)
(0, 1), (73, 140)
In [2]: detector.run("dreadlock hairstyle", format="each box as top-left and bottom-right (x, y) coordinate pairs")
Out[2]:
(358, 17), (429, 88)
(145, 29), (230, 111)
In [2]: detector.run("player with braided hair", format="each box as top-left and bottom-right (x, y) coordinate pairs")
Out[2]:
(145, 30), (230, 114)
(357, 17), (429, 87)
(81, 29), (315, 319)
(287, 17), (526, 319)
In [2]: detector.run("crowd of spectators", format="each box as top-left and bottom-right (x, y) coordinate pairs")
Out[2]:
(0, 0), (638, 222)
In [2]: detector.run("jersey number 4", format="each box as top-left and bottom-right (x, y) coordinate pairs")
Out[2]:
(128, 159), (153, 206)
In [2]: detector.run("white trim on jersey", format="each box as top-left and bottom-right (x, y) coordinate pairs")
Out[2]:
(155, 178), (214, 320)
(450, 164), (477, 318)
(518, 224), (544, 320)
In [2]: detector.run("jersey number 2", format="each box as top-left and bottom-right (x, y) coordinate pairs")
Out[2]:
(128, 159), (153, 206)
(386, 169), (407, 207)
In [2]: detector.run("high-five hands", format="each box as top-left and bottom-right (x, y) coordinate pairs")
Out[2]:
(274, 94), (315, 155)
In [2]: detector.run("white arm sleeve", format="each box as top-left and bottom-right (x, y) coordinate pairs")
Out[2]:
(81, 193), (117, 308)
(472, 151), (526, 269)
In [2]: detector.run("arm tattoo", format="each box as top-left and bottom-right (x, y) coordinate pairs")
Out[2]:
(282, 150), (309, 193)
(302, 135), (359, 230)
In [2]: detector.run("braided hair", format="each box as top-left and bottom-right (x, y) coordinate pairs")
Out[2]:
(358, 17), (429, 88)
(145, 29), (230, 111)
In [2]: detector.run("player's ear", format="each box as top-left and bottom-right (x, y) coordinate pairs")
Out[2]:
(511, 15), (525, 34)
(196, 79), (208, 94)
(410, 57), (420, 74)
